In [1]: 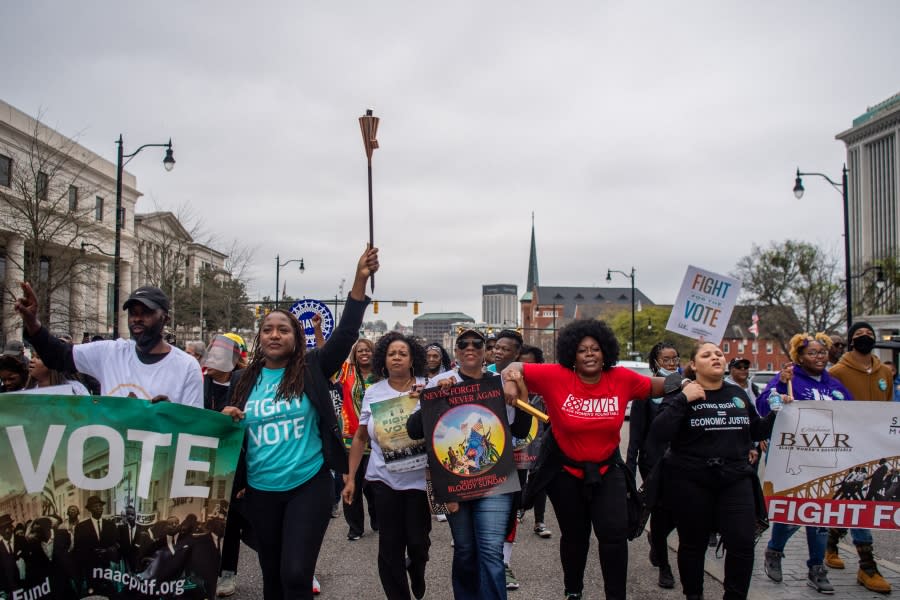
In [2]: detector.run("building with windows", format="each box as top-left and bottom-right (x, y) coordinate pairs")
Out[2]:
(413, 312), (475, 344)
(482, 284), (518, 326)
(836, 92), (900, 342)
(518, 218), (652, 359)
(1, 99), (227, 344)
(719, 306), (798, 371)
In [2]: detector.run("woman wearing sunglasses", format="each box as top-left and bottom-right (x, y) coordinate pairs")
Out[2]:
(407, 328), (534, 600)
(501, 319), (668, 600)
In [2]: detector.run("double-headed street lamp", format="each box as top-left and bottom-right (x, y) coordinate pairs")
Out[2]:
(793, 166), (851, 329)
(275, 255), (305, 308)
(607, 267), (636, 358)
(113, 135), (175, 338)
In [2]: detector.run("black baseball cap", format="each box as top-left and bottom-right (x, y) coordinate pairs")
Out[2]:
(728, 357), (751, 369)
(123, 286), (170, 313)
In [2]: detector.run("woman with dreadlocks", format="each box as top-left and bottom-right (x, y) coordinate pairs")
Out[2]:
(222, 246), (379, 600)
(338, 337), (380, 539)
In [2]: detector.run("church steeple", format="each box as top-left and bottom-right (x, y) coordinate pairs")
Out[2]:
(526, 212), (539, 294)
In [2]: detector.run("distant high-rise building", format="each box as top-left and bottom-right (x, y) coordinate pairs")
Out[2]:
(413, 312), (475, 343)
(482, 284), (518, 326)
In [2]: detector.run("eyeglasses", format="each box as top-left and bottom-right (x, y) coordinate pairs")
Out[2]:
(657, 356), (679, 365)
(832, 343), (846, 348)
(803, 350), (828, 358)
(456, 339), (485, 350)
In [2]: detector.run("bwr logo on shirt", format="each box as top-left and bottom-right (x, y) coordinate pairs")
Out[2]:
(561, 394), (619, 418)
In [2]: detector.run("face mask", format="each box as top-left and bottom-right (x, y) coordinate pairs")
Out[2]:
(657, 366), (675, 377)
(851, 335), (876, 354)
(133, 318), (165, 353)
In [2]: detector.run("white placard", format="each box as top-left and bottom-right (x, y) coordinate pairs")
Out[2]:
(665, 265), (741, 345)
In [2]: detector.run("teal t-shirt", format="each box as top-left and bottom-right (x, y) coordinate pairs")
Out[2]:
(243, 367), (324, 491)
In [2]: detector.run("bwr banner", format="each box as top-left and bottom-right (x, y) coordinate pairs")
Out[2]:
(762, 400), (900, 530)
(0, 393), (244, 599)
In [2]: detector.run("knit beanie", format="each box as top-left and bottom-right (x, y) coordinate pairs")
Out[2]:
(847, 321), (875, 349)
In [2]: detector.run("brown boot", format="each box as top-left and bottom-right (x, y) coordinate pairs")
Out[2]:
(856, 543), (892, 594)
(824, 529), (844, 569)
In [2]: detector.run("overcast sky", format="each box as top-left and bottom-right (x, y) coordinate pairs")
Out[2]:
(3, 1), (899, 328)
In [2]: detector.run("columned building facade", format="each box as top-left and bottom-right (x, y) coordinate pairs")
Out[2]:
(837, 92), (900, 341)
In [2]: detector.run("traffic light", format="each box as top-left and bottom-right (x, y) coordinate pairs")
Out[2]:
(413, 302), (419, 315)
(373, 301), (379, 314)
(254, 305), (262, 317)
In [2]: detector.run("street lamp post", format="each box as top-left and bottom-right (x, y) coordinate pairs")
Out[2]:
(113, 135), (175, 339)
(793, 166), (851, 329)
(607, 267), (636, 358)
(274, 255), (305, 309)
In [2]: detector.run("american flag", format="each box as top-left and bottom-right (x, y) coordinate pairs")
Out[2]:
(748, 308), (760, 337)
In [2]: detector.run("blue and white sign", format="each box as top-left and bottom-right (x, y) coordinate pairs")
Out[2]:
(289, 298), (335, 348)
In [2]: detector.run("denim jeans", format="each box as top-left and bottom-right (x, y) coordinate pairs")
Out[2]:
(767, 523), (827, 567)
(850, 528), (873, 544)
(447, 492), (513, 600)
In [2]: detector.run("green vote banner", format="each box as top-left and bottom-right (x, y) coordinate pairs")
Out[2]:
(0, 394), (244, 599)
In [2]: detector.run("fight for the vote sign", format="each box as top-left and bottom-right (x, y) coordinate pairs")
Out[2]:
(763, 400), (900, 530)
(0, 394), (244, 599)
(420, 377), (519, 503)
(665, 265), (741, 345)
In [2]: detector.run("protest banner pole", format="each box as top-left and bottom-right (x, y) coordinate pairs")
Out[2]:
(359, 109), (380, 292)
(515, 398), (549, 423)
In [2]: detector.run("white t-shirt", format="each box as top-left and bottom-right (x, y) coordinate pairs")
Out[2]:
(73, 339), (203, 408)
(359, 378), (427, 491)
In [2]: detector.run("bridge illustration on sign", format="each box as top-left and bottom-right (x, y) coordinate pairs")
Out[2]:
(764, 455), (900, 500)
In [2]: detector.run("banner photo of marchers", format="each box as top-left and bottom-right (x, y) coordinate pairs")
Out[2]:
(762, 400), (900, 530)
(420, 377), (519, 503)
(0, 394), (244, 599)
(369, 394), (427, 473)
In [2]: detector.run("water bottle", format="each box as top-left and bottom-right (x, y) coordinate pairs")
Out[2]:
(768, 390), (783, 412)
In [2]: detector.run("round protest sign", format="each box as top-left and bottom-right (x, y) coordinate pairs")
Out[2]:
(289, 299), (335, 349)
(431, 404), (507, 477)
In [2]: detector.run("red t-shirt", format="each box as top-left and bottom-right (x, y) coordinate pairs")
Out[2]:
(522, 363), (651, 477)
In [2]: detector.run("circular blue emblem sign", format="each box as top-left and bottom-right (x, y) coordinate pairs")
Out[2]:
(289, 299), (335, 349)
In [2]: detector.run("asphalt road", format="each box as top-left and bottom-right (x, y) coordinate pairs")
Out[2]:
(226, 421), (899, 598)
(227, 424), (723, 599)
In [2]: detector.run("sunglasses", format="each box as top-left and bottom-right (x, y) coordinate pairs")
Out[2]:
(456, 339), (485, 350)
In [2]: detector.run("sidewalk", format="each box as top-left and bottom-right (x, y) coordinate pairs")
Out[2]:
(698, 534), (900, 599)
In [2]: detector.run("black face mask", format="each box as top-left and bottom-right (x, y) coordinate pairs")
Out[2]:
(133, 318), (166, 353)
(851, 335), (876, 355)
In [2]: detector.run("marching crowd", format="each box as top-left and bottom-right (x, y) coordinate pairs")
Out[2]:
(1, 246), (897, 599)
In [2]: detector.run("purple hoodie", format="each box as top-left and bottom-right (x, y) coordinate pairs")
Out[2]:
(756, 365), (852, 417)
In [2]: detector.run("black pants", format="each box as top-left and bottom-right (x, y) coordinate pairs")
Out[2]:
(370, 481), (432, 600)
(638, 463), (675, 570)
(547, 467), (629, 599)
(664, 468), (756, 600)
(220, 501), (249, 573)
(246, 467), (333, 600)
(344, 454), (378, 537)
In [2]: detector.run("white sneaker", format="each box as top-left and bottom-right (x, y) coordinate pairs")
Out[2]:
(217, 571), (236, 597)
(312, 575), (321, 595)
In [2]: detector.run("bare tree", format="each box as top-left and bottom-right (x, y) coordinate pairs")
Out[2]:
(732, 240), (845, 336)
(0, 110), (101, 334)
